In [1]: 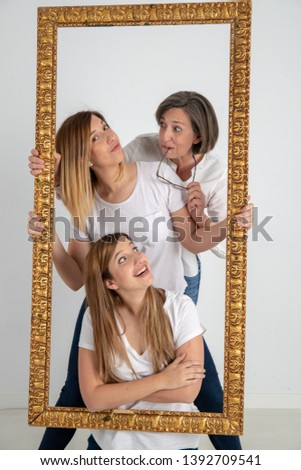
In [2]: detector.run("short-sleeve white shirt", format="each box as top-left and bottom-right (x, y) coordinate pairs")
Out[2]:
(73, 161), (187, 293)
(79, 290), (205, 450)
(124, 134), (227, 275)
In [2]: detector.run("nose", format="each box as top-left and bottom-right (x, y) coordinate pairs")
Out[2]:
(107, 128), (116, 143)
(159, 126), (173, 145)
(133, 251), (145, 264)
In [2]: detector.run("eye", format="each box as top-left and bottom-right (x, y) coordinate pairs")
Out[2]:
(174, 126), (182, 132)
(133, 246), (139, 253)
(103, 123), (110, 131)
(159, 121), (166, 129)
(118, 256), (126, 265)
(91, 133), (99, 143)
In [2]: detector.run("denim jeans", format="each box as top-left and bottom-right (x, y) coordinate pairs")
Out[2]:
(39, 257), (241, 450)
(38, 299), (87, 450)
(184, 257), (241, 450)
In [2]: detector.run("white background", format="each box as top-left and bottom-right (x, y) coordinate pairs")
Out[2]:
(0, 0), (300, 422)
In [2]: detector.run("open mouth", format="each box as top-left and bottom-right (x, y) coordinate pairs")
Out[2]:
(134, 266), (148, 277)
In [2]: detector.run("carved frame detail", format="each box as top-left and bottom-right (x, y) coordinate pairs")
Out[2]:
(29, 1), (251, 435)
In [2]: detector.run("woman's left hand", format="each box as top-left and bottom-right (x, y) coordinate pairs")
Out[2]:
(186, 181), (206, 225)
(235, 196), (254, 229)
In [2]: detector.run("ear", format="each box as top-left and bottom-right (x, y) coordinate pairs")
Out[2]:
(105, 279), (118, 291)
(193, 135), (202, 144)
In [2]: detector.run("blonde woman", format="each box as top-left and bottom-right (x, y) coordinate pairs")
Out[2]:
(79, 233), (205, 450)
(28, 109), (252, 450)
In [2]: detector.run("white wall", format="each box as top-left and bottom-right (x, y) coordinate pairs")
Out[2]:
(0, 0), (300, 411)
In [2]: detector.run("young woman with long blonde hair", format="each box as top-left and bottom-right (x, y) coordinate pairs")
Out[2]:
(79, 232), (205, 450)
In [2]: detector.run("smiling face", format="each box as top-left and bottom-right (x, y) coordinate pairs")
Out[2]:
(158, 108), (201, 161)
(89, 114), (124, 168)
(105, 237), (154, 294)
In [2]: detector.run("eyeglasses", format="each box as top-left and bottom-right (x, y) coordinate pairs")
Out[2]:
(156, 152), (197, 191)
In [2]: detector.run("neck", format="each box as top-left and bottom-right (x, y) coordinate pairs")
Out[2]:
(119, 289), (147, 317)
(172, 153), (202, 181)
(93, 165), (124, 195)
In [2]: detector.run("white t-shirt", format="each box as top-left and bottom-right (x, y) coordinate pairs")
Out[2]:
(79, 290), (205, 450)
(72, 161), (187, 293)
(124, 134), (227, 276)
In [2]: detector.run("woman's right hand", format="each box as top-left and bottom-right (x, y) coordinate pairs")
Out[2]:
(27, 211), (45, 238)
(158, 353), (205, 390)
(28, 149), (61, 185)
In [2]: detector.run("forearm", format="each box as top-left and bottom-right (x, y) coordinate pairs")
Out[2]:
(195, 217), (227, 252)
(186, 217), (227, 254)
(52, 233), (84, 290)
(82, 374), (164, 412)
(143, 380), (203, 404)
(172, 207), (227, 255)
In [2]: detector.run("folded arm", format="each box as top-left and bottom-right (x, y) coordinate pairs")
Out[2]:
(143, 334), (204, 404)
(78, 348), (204, 412)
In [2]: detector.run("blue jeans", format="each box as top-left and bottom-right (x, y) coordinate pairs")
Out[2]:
(39, 257), (241, 450)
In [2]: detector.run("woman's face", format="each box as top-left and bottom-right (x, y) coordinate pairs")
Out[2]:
(106, 237), (153, 293)
(89, 115), (123, 167)
(158, 108), (200, 160)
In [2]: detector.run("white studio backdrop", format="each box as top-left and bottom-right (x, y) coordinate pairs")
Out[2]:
(0, 0), (300, 413)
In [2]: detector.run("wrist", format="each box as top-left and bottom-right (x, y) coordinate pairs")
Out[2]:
(154, 369), (167, 391)
(194, 213), (210, 228)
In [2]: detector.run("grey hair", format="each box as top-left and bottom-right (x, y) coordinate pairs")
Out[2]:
(155, 91), (219, 154)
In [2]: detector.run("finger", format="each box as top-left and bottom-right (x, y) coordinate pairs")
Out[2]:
(28, 161), (43, 170)
(187, 184), (202, 194)
(30, 169), (42, 176)
(187, 194), (203, 206)
(31, 149), (39, 157)
(28, 211), (38, 220)
(187, 190), (202, 200)
(28, 217), (44, 229)
(28, 155), (43, 164)
(236, 218), (252, 228)
(186, 181), (202, 190)
(28, 227), (44, 236)
(239, 204), (254, 214)
(28, 222), (44, 236)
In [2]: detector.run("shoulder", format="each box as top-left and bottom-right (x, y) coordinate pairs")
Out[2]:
(202, 152), (226, 171)
(82, 307), (92, 327)
(163, 291), (206, 343)
(79, 307), (95, 350)
(164, 290), (196, 319)
(137, 159), (176, 181)
(124, 133), (161, 163)
(136, 160), (159, 176)
(197, 152), (227, 183)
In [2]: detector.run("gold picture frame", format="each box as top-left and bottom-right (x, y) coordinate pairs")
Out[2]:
(29, 1), (251, 436)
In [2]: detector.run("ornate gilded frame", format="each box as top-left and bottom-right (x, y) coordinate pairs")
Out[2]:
(29, 1), (251, 436)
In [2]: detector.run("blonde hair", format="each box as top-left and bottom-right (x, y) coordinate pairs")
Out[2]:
(56, 111), (124, 231)
(84, 233), (175, 384)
